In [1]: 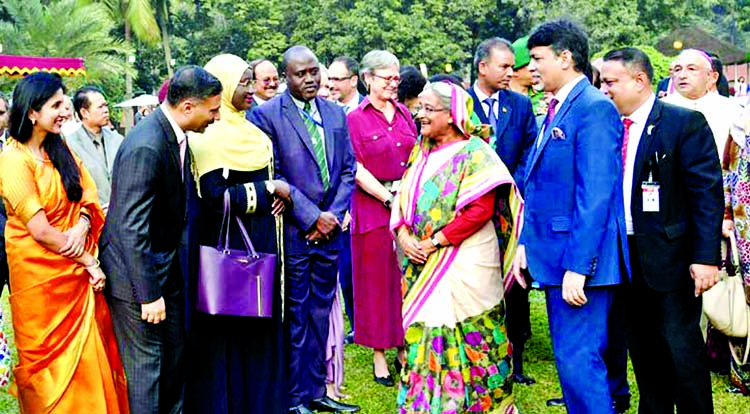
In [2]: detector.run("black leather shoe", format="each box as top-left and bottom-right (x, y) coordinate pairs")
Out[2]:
(344, 331), (354, 344)
(373, 366), (395, 387)
(613, 395), (630, 414)
(394, 357), (403, 375)
(546, 398), (566, 407)
(309, 396), (361, 413)
(510, 373), (536, 385)
(289, 405), (315, 414)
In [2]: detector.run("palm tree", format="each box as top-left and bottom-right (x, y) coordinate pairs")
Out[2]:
(153, 0), (174, 77)
(78, 0), (160, 130)
(0, 0), (130, 91)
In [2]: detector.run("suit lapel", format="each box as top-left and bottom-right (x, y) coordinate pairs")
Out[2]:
(281, 92), (318, 161)
(469, 87), (489, 124)
(632, 100), (662, 192)
(317, 97), (335, 170)
(526, 79), (588, 180)
(495, 90), (512, 138)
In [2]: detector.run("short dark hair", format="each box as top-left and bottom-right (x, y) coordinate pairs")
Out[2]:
(603, 47), (654, 85)
(474, 37), (513, 70)
(72, 86), (104, 120)
(398, 66), (427, 103)
(166, 65), (222, 106)
(527, 19), (589, 73)
(332, 56), (359, 78)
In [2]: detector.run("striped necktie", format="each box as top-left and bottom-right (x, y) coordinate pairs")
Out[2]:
(303, 101), (330, 190)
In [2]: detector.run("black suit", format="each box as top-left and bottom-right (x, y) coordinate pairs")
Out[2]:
(101, 107), (189, 414)
(627, 98), (721, 413)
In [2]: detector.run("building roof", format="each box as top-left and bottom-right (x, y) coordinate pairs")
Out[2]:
(656, 26), (747, 64)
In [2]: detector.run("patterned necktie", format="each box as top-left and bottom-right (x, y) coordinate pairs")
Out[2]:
(622, 118), (633, 174)
(484, 97), (497, 129)
(303, 101), (330, 190)
(542, 98), (559, 132)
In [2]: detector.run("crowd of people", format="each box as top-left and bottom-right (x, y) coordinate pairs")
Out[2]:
(0, 16), (747, 414)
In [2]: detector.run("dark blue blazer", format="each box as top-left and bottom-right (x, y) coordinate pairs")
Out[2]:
(520, 78), (629, 287)
(468, 87), (538, 187)
(250, 91), (356, 251)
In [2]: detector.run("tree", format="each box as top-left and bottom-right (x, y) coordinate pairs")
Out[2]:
(78, 0), (161, 129)
(0, 0), (130, 96)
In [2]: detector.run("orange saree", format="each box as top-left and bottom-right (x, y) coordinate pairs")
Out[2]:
(0, 139), (128, 413)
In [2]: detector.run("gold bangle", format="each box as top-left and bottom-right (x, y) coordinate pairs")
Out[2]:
(86, 258), (100, 269)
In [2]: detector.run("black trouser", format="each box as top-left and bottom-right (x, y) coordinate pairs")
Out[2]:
(626, 237), (713, 414)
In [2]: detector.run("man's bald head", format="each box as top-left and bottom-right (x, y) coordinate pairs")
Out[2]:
(281, 45), (321, 101)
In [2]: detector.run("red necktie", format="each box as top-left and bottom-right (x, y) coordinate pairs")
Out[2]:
(622, 118), (633, 171)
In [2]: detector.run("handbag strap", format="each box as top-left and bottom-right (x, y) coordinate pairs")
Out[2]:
(217, 189), (260, 258)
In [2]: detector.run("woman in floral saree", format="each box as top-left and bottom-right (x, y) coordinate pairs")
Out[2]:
(391, 81), (523, 414)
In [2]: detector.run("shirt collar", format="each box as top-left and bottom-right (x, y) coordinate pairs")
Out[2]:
(625, 94), (656, 125)
(160, 102), (186, 144)
(291, 95), (318, 115)
(553, 74), (587, 106)
(361, 97), (411, 119)
(82, 123), (103, 143)
(472, 83), (498, 102)
(253, 95), (268, 106)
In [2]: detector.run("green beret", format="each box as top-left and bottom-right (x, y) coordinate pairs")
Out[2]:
(512, 36), (530, 70)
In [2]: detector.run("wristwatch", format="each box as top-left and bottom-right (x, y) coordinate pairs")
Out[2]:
(383, 197), (393, 209)
(265, 181), (276, 195)
(430, 235), (441, 248)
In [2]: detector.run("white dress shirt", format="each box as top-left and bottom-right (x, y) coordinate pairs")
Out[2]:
(623, 94), (656, 235)
(662, 91), (741, 155)
(471, 83), (499, 121)
(536, 74), (587, 147)
(292, 96), (327, 165)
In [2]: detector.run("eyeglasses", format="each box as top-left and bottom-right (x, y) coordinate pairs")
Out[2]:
(372, 73), (401, 84)
(238, 78), (254, 88)
(329, 75), (354, 82)
(416, 105), (449, 114)
(255, 77), (279, 86)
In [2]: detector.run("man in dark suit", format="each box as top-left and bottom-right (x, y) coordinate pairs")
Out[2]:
(601, 47), (721, 414)
(250, 45), (359, 414)
(514, 20), (629, 413)
(468, 38), (537, 183)
(101, 66), (222, 414)
(469, 37), (538, 386)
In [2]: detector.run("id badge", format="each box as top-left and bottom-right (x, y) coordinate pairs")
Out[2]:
(642, 182), (660, 212)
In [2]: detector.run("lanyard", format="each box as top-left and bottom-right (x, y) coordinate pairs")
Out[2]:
(300, 107), (324, 128)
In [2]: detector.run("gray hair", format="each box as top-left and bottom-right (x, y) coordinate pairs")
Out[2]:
(360, 50), (399, 79)
(473, 37), (513, 70)
(420, 81), (453, 110)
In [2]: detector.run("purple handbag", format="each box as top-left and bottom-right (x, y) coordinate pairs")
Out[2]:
(196, 191), (276, 317)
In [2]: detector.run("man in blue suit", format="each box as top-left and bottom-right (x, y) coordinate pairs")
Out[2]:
(250, 45), (359, 414)
(513, 20), (629, 414)
(468, 37), (538, 386)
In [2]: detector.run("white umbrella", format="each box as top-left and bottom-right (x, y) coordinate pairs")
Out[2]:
(114, 94), (159, 108)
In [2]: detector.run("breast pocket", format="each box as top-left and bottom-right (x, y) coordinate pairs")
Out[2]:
(359, 129), (393, 163)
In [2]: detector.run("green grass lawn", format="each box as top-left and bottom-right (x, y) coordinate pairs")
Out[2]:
(1, 290), (749, 413)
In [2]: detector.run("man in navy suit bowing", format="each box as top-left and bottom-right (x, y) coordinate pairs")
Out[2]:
(601, 47), (720, 414)
(250, 45), (359, 414)
(513, 20), (629, 413)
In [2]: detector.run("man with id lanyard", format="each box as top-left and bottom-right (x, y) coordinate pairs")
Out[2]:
(601, 47), (722, 413)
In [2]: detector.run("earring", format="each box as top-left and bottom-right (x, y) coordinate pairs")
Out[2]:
(31, 119), (36, 125)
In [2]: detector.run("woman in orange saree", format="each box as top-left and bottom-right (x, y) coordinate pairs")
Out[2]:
(0, 72), (128, 413)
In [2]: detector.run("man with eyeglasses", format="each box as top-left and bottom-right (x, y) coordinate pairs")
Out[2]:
(329, 56), (363, 114)
(245, 59), (280, 119)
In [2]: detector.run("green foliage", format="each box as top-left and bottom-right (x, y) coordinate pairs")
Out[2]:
(0, 0), (132, 96)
